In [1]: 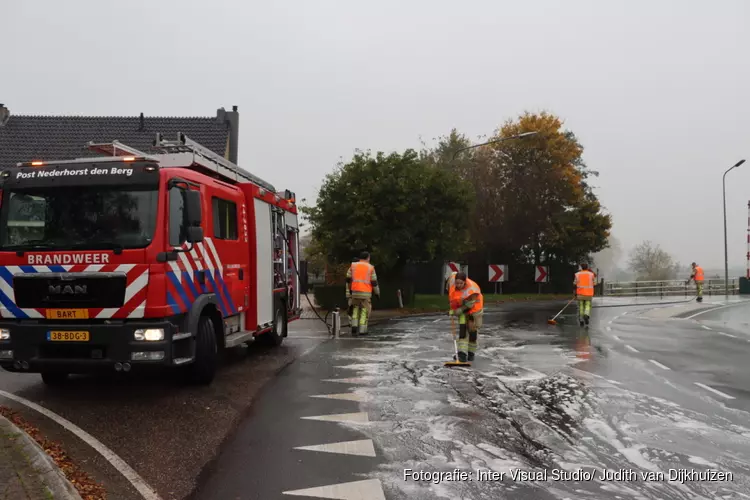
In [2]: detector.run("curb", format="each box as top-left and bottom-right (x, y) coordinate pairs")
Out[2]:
(0, 415), (82, 500)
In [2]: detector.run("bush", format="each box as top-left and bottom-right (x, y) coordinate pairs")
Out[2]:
(312, 282), (415, 310)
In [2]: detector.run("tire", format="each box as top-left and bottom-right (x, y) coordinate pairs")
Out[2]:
(260, 307), (287, 347)
(187, 315), (218, 385)
(41, 371), (69, 386)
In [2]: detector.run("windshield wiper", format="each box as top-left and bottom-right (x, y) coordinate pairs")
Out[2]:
(0, 243), (63, 256)
(70, 241), (125, 255)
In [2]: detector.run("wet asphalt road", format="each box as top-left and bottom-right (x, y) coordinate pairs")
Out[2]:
(0, 319), (332, 500)
(191, 298), (750, 500)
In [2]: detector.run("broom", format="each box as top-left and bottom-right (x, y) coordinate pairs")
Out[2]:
(445, 315), (471, 367)
(547, 297), (576, 325)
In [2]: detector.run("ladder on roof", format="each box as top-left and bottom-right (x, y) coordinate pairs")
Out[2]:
(86, 134), (276, 192)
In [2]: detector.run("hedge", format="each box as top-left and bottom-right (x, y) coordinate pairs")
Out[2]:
(313, 282), (415, 310)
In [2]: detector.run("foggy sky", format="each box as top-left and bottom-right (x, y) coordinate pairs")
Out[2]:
(3, 0), (748, 271)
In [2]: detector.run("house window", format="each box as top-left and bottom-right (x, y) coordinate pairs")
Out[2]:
(212, 197), (238, 240)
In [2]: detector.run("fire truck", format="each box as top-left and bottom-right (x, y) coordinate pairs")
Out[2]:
(0, 134), (301, 385)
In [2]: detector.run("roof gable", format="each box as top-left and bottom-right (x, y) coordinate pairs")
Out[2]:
(0, 114), (230, 169)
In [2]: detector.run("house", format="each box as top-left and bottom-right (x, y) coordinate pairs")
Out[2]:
(0, 103), (240, 168)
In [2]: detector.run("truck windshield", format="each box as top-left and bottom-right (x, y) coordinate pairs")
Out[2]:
(0, 186), (158, 251)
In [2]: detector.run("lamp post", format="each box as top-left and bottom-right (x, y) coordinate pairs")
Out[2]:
(723, 159), (746, 296)
(451, 131), (538, 162)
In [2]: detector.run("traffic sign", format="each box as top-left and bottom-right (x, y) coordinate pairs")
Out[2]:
(488, 264), (507, 283)
(535, 265), (549, 283)
(444, 262), (468, 279)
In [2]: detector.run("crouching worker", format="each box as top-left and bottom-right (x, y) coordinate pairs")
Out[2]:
(346, 251), (380, 336)
(448, 272), (484, 362)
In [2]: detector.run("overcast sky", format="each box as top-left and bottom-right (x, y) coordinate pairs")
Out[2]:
(3, 0), (748, 271)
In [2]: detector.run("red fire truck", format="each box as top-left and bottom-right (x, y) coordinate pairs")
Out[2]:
(0, 134), (301, 385)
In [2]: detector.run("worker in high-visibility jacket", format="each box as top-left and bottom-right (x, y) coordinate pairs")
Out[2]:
(688, 262), (704, 302)
(445, 271), (457, 293)
(448, 272), (484, 362)
(574, 263), (596, 326)
(346, 251), (380, 336)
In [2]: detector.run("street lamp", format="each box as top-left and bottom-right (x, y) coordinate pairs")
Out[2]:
(723, 159), (746, 296)
(451, 131), (539, 162)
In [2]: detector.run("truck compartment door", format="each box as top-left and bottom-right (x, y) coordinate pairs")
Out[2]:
(253, 199), (273, 326)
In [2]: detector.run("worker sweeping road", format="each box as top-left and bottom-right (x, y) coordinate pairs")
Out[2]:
(346, 251), (380, 336)
(687, 262), (704, 302)
(447, 272), (484, 363)
(574, 263), (596, 327)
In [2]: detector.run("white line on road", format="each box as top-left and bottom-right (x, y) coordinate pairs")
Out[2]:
(702, 325), (712, 330)
(283, 478), (386, 499)
(0, 389), (161, 500)
(612, 335), (622, 342)
(294, 439), (376, 457)
(717, 331), (738, 339)
(625, 345), (639, 353)
(606, 326), (611, 332)
(310, 393), (364, 402)
(301, 412), (370, 423)
(649, 359), (671, 370)
(684, 301), (749, 320)
(608, 320), (613, 325)
(432, 318), (442, 323)
(694, 382), (736, 400)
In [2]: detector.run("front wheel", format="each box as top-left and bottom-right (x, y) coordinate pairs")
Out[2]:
(187, 316), (218, 385)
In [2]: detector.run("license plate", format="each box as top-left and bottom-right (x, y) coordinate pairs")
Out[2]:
(46, 309), (89, 320)
(47, 331), (90, 342)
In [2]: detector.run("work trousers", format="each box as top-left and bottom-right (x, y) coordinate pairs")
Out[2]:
(577, 298), (592, 318)
(695, 281), (703, 298)
(457, 311), (483, 354)
(349, 297), (372, 333)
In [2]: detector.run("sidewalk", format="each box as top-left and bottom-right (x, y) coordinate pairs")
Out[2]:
(0, 415), (81, 500)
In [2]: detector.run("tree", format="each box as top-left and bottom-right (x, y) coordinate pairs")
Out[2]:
(301, 149), (474, 275)
(627, 241), (680, 281)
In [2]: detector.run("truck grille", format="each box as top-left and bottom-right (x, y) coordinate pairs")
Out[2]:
(13, 272), (127, 309)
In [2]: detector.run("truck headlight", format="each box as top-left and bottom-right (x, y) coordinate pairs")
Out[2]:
(134, 328), (165, 341)
(0, 329), (10, 341)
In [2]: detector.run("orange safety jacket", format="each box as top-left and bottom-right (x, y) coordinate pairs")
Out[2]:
(693, 266), (704, 282)
(574, 270), (595, 297)
(346, 261), (379, 298)
(449, 278), (484, 315)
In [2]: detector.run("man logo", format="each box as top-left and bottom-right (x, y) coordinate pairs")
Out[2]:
(48, 284), (87, 295)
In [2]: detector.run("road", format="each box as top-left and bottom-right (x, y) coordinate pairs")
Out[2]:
(191, 298), (750, 500)
(4, 297), (750, 500)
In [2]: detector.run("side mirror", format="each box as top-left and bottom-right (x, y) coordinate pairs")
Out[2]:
(185, 190), (202, 226)
(187, 226), (204, 243)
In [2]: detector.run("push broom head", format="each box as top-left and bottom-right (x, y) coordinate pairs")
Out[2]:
(444, 360), (471, 367)
(547, 318), (557, 325)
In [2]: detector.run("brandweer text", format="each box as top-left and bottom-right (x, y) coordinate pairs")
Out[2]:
(26, 254), (110, 265)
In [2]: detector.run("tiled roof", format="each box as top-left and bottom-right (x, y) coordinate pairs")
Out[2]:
(0, 113), (230, 169)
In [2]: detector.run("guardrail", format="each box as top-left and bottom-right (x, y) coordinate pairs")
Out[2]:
(602, 279), (739, 297)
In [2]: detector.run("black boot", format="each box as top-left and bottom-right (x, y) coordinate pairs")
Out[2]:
(697, 297), (703, 302)
(457, 351), (468, 363)
(584, 315), (590, 326)
(351, 326), (359, 336)
(467, 352), (475, 362)
(579, 317), (585, 327)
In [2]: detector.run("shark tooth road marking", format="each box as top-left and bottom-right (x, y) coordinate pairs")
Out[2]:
(301, 412), (370, 423)
(321, 378), (369, 384)
(294, 439), (377, 457)
(625, 345), (639, 353)
(283, 478), (386, 499)
(310, 393), (364, 402)
(694, 382), (736, 400)
(0, 389), (161, 500)
(649, 359), (671, 370)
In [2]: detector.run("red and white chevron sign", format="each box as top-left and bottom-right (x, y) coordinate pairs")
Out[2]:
(535, 265), (549, 283)
(446, 262), (460, 273)
(488, 264), (506, 282)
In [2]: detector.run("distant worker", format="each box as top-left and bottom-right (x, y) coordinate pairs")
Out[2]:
(688, 262), (704, 302)
(448, 272), (484, 362)
(574, 263), (596, 326)
(346, 251), (380, 336)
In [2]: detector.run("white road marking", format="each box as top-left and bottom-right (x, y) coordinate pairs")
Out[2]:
(321, 378), (369, 384)
(301, 412), (370, 423)
(606, 326), (612, 332)
(694, 382), (736, 400)
(283, 478), (386, 499)
(432, 318), (442, 323)
(608, 320), (613, 325)
(310, 393), (363, 402)
(649, 359), (671, 370)
(612, 335), (622, 342)
(685, 301), (749, 319)
(702, 325), (712, 330)
(625, 345), (639, 353)
(717, 331), (737, 339)
(0, 390), (161, 500)
(294, 439), (376, 457)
